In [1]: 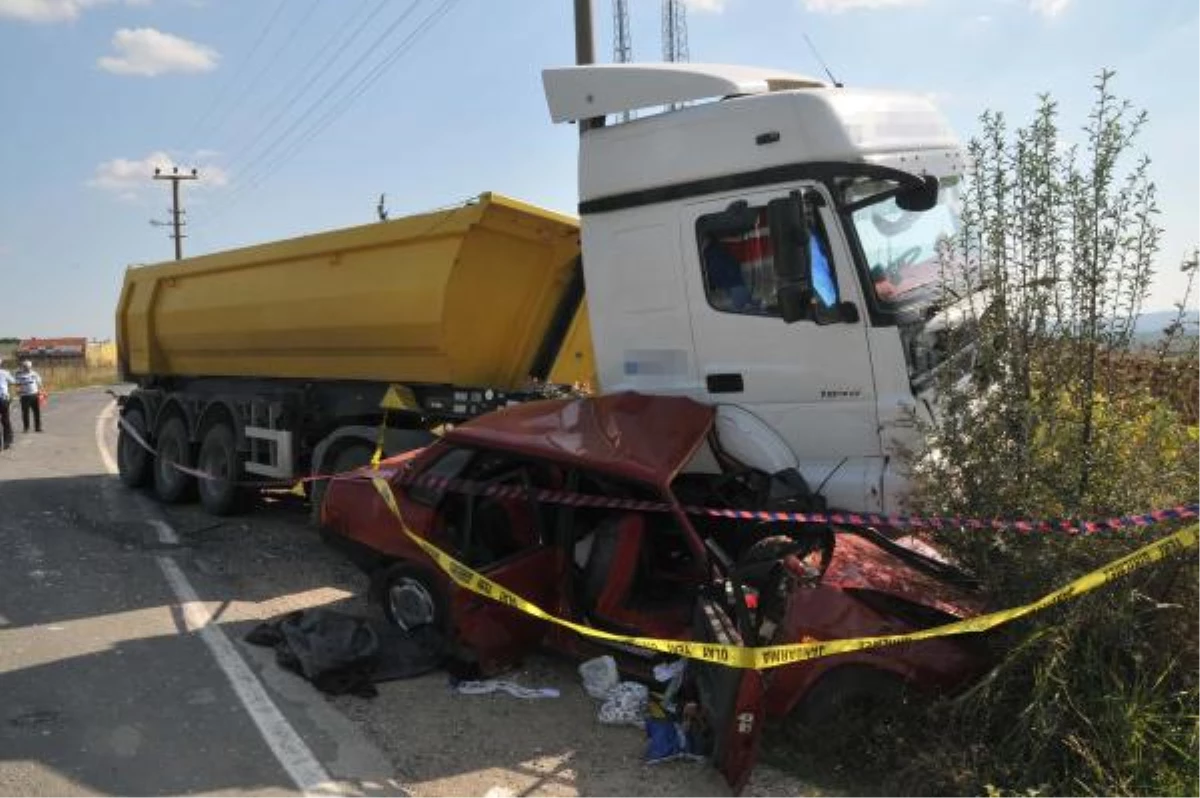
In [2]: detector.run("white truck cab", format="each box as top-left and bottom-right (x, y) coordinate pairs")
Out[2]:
(543, 63), (978, 515)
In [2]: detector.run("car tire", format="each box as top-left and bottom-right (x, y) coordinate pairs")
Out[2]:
(117, 406), (153, 489)
(793, 665), (908, 729)
(309, 442), (375, 526)
(197, 422), (245, 516)
(378, 562), (446, 633)
(154, 415), (196, 504)
(788, 666), (913, 771)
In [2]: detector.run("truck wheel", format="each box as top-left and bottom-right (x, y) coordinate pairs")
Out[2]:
(154, 415), (196, 504)
(117, 406), (153, 488)
(379, 562), (446, 633)
(309, 442), (374, 526)
(197, 422), (245, 516)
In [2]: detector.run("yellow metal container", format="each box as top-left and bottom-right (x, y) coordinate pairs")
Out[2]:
(117, 193), (595, 389)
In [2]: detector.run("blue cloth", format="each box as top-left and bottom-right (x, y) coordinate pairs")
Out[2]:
(811, 236), (837, 308)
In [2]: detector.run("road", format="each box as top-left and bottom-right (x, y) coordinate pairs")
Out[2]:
(0, 388), (814, 797)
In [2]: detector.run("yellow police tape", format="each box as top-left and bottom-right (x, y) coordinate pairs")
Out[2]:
(370, 478), (1198, 670)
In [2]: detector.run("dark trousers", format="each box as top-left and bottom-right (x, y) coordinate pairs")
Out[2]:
(0, 397), (11, 447)
(20, 395), (41, 432)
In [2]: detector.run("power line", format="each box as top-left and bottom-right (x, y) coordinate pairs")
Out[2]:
(212, 0), (427, 200)
(182, 0), (287, 153)
(250, 0), (460, 186)
(202, 0), (323, 154)
(202, 0), (461, 225)
(222, 0), (391, 177)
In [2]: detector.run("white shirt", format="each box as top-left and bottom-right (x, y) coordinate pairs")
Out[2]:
(14, 369), (41, 397)
(0, 369), (12, 401)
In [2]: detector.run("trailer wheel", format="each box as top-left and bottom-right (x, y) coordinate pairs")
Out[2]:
(310, 442), (374, 526)
(197, 422), (245, 516)
(117, 406), (153, 488)
(154, 415), (196, 504)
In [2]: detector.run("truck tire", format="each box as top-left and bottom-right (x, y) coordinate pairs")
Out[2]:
(310, 442), (374, 526)
(154, 415), (196, 504)
(197, 422), (245, 516)
(117, 406), (153, 489)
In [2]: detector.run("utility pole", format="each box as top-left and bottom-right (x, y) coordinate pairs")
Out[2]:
(661, 0), (688, 111)
(612, 0), (633, 122)
(573, 0), (601, 134)
(662, 0), (688, 63)
(152, 166), (198, 260)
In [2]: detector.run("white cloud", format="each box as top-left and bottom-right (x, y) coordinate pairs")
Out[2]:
(97, 28), (218, 77)
(803, 0), (926, 12)
(0, 0), (148, 23)
(88, 151), (228, 197)
(1029, 0), (1070, 18)
(683, 0), (727, 12)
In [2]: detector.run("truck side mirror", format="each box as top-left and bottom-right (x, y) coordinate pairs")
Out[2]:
(896, 175), (940, 212)
(767, 193), (813, 324)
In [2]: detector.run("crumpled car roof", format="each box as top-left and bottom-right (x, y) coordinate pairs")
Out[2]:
(444, 392), (715, 487)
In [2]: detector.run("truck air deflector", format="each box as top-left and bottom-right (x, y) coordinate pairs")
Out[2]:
(542, 63), (825, 124)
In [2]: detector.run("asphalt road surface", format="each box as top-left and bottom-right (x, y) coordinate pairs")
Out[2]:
(0, 387), (814, 797)
(0, 388), (402, 797)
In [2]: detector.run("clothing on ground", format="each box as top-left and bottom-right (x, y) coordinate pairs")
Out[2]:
(244, 608), (445, 698)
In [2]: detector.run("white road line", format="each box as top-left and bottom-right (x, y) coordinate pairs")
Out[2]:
(157, 557), (334, 795)
(96, 400), (119, 476)
(97, 403), (339, 796)
(148, 519), (181, 546)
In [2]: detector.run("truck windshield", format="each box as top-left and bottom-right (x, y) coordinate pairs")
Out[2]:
(843, 176), (964, 306)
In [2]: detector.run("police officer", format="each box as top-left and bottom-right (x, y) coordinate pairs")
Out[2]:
(14, 360), (43, 433)
(0, 360), (14, 448)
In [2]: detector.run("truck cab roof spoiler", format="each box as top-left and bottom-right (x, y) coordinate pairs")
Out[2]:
(542, 63), (826, 124)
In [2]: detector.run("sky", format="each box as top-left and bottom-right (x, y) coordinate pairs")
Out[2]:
(0, 0), (1196, 339)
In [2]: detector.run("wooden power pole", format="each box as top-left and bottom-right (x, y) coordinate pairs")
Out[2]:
(152, 166), (199, 260)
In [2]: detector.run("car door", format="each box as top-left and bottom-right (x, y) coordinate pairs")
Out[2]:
(682, 184), (883, 510)
(690, 596), (766, 794)
(433, 457), (565, 672)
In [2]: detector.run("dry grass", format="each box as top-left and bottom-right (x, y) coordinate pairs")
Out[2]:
(36, 362), (119, 392)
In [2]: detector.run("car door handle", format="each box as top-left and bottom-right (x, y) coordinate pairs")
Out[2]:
(706, 373), (744, 393)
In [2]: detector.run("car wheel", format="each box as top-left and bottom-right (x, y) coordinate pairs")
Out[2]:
(794, 665), (909, 729)
(379, 563), (445, 633)
(154, 415), (196, 504)
(117, 406), (152, 488)
(789, 666), (912, 770)
(310, 442), (375, 526)
(197, 422), (245, 516)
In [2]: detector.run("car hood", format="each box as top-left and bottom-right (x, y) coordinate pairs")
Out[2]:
(442, 392), (716, 488)
(823, 533), (984, 619)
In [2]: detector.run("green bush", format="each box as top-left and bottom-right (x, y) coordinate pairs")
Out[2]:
(899, 70), (1199, 797)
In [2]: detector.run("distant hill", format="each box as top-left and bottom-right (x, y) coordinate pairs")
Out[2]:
(1135, 309), (1200, 335)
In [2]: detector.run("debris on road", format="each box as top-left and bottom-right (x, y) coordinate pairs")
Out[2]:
(452, 679), (560, 699)
(245, 608), (443, 698)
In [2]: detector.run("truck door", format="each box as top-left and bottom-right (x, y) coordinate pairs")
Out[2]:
(681, 184), (882, 511)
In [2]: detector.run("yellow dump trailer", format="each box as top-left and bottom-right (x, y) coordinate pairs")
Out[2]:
(117, 192), (594, 388)
(114, 193), (595, 516)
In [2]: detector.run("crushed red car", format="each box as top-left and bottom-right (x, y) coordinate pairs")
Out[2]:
(320, 392), (988, 792)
